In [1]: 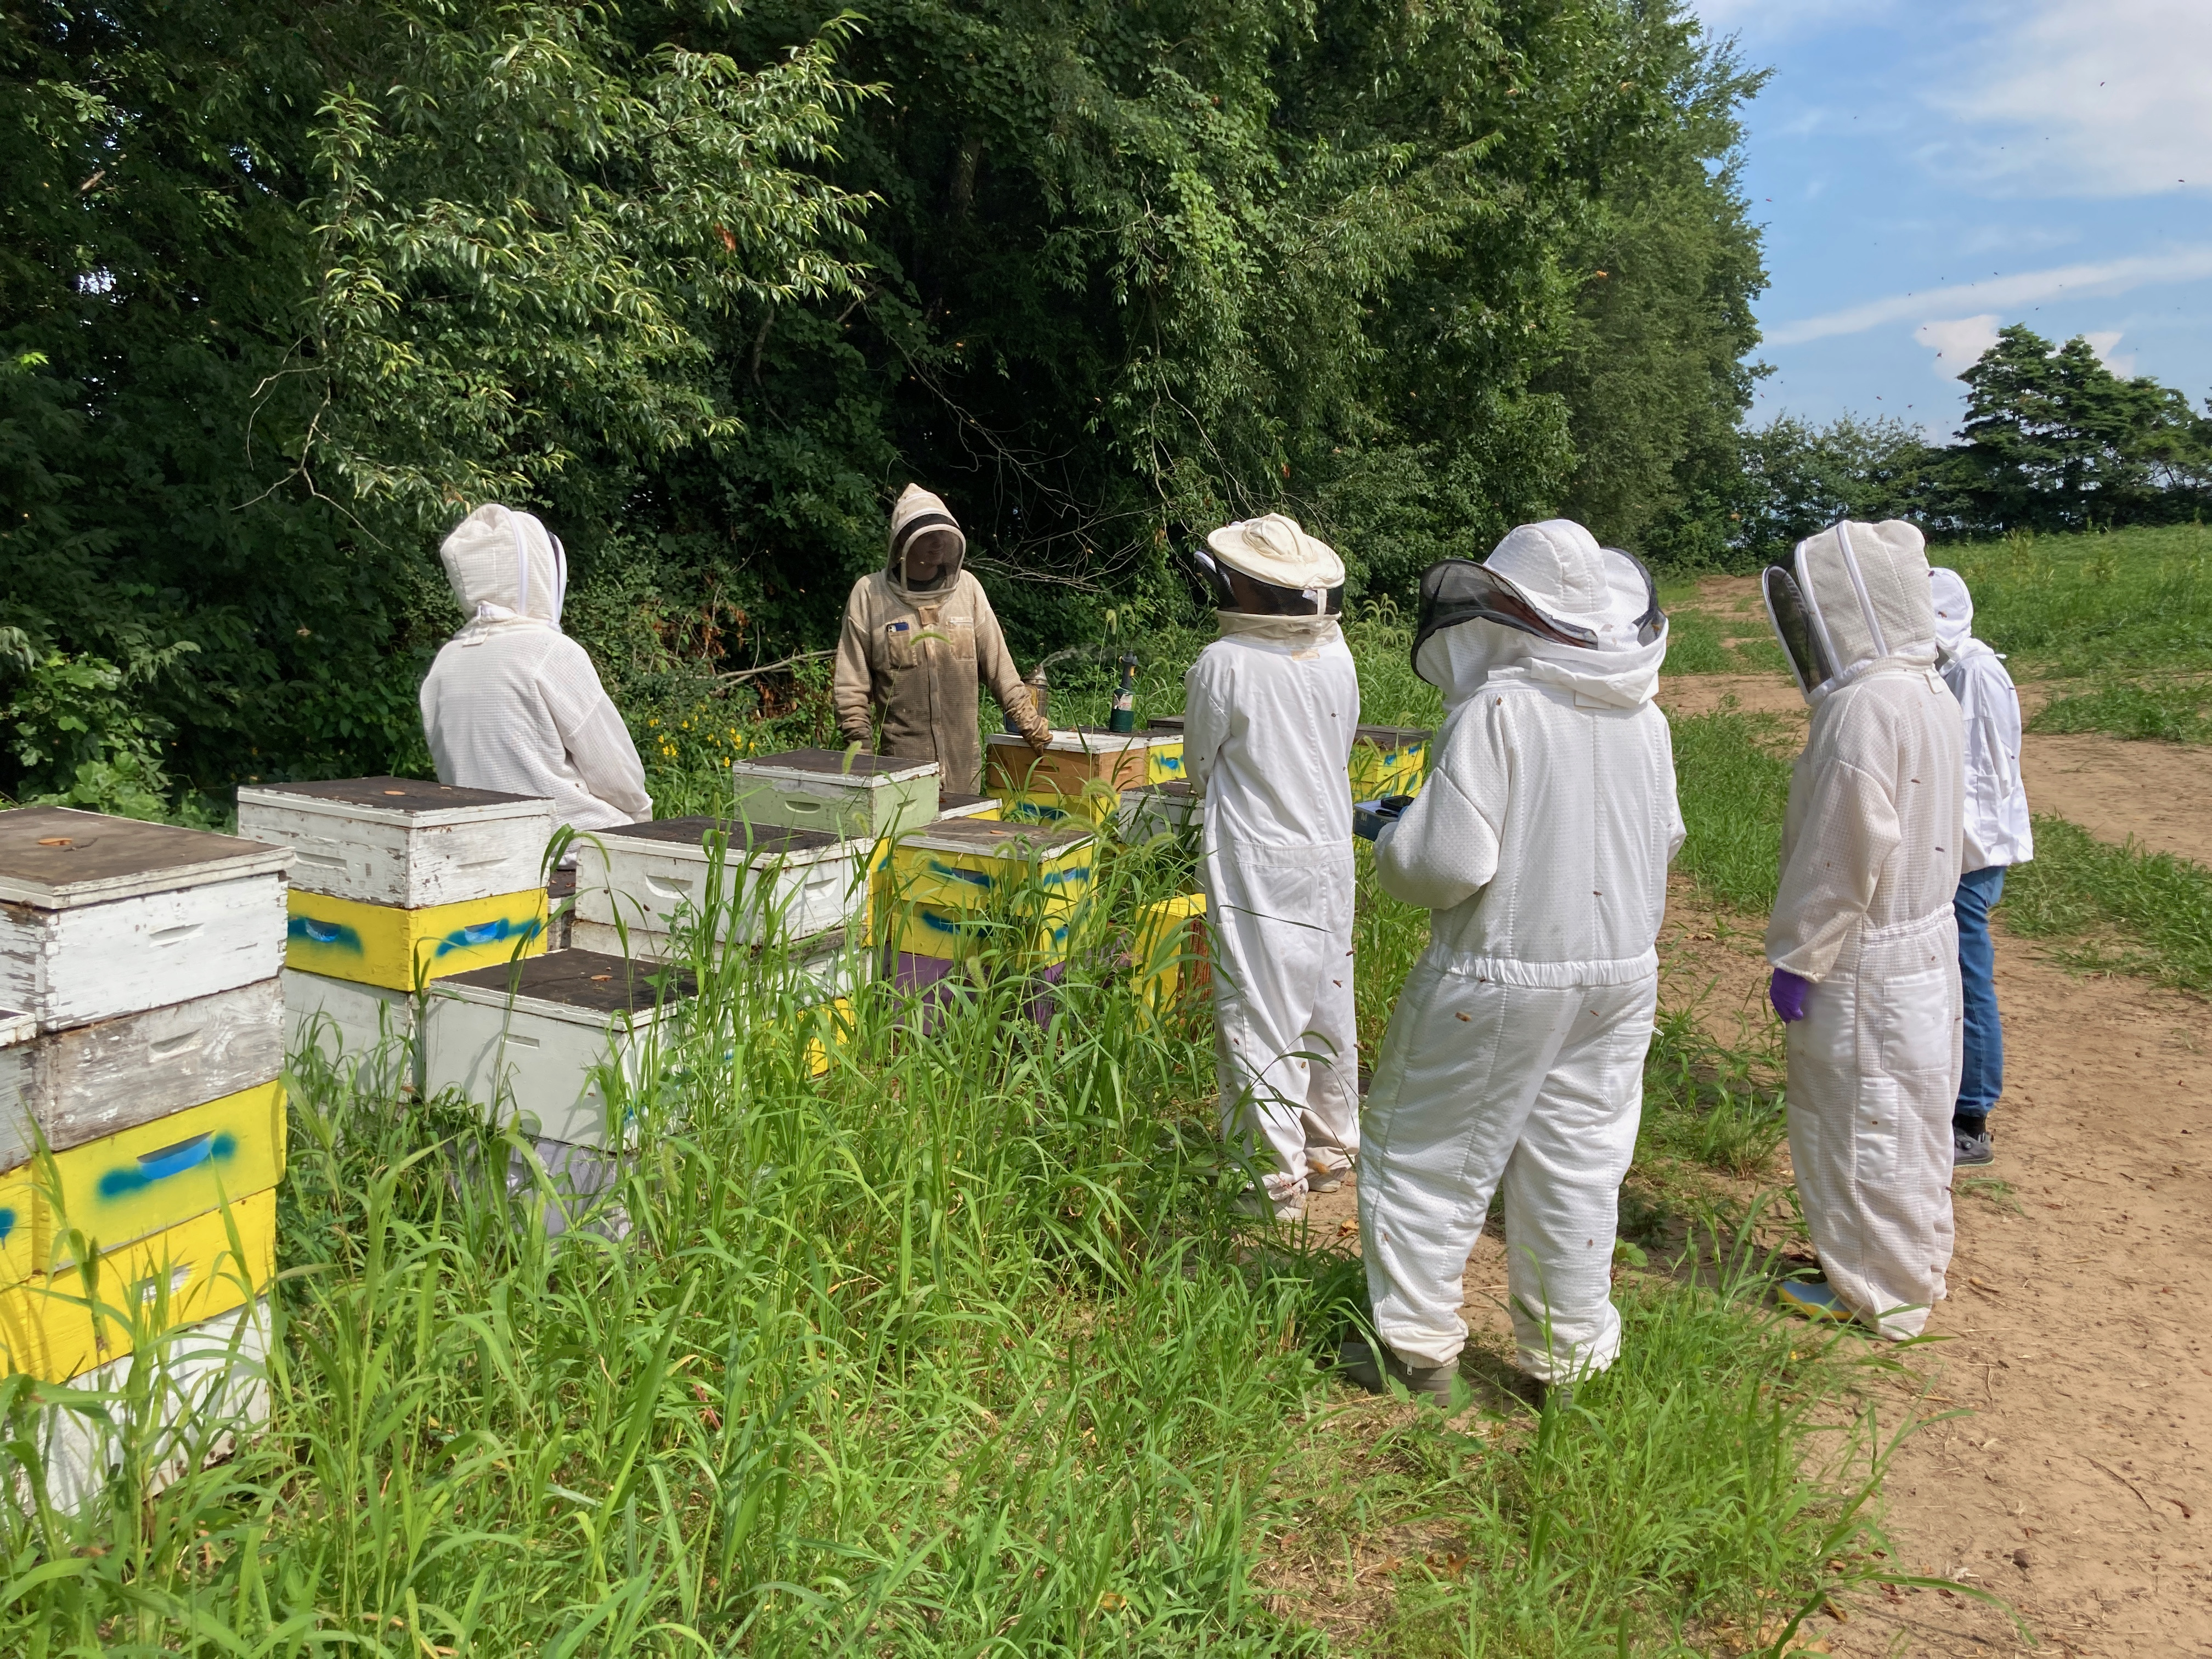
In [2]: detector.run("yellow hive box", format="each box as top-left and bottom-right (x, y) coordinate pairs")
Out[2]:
(1146, 736), (1186, 785)
(1132, 893), (1209, 1012)
(285, 886), (548, 991)
(1, 1189), (275, 1383)
(797, 996), (853, 1078)
(41, 1081), (285, 1263)
(1347, 725), (1429, 799)
(886, 821), (1094, 966)
(0, 1164), (37, 1288)
(994, 786), (1121, 828)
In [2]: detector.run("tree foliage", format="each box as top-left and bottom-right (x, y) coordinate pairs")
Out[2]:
(2, 0), (1768, 808)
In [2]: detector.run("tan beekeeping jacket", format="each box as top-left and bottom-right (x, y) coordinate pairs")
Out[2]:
(832, 569), (1046, 794)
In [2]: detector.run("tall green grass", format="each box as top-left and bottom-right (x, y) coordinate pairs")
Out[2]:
(1999, 815), (2212, 994)
(1944, 522), (2212, 679)
(1668, 707), (1793, 913)
(2029, 675), (2212, 744)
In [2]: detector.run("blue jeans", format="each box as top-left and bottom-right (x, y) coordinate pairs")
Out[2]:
(1954, 865), (2006, 1123)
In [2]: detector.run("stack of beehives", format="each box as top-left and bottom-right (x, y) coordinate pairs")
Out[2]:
(0, 806), (293, 1506)
(235, 777), (555, 1065)
(881, 817), (1094, 998)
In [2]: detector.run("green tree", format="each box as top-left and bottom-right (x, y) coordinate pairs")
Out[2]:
(1951, 323), (2209, 532)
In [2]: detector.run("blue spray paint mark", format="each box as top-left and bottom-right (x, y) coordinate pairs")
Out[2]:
(927, 860), (995, 889)
(0, 1206), (14, 1246)
(97, 1131), (237, 1200)
(290, 915), (363, 952)
(432, 915), (543, 958)
(1156, 754), (1184, 776)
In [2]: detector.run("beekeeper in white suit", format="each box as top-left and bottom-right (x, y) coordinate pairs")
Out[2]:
(1762, 520), (1963, 1338)
(1344, 521), (1678, 1406)
(420, 504), (652, 832)
(1183, 515), (1360, 1221)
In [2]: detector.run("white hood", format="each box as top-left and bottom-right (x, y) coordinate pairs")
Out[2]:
(440, 504), (568, 631)
(1929, 566), (1980, 661)
(1768, 519), (1938, 703)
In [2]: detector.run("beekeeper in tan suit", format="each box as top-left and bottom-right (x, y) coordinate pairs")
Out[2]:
(833, 484), (1049, 792)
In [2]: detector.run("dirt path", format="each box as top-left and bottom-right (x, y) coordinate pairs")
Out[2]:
(2021, 733), (2212, 867)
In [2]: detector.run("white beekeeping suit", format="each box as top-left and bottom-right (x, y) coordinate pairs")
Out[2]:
(1183, 515), (1360, 1219)
(1352, 522), (1679, 1396)
(420, 504), (653, 834)
(1929, 568), (2032, 871)
(1762, 520), (1964, 1340)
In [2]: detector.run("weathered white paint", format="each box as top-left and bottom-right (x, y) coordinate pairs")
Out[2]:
(574, 832), (865, 947)
(237, 790), (553, 908)
(0, 980), (284, 1172)
(507, 1135), (629, 1242)
(13, 1298), (269, 1517)
(0, 1011), (31, 1049)
(1118, 784), (1199, 845)
(0, 874), (289, 1034)
(280, 969), (415, 1074)
(424, 978), (687, 1149)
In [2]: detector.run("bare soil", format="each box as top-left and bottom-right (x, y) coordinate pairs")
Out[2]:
(2019, 733), (2212, 868)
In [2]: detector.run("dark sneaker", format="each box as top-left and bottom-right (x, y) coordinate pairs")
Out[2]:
(1339, 1336), (1457, 1404)
(1953, 1125), (1995, 1167)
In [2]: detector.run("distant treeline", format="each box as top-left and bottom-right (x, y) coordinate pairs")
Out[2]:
(1736, 324), (2212, 562)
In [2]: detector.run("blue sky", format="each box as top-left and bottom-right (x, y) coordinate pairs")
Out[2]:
(1695, 0), (2211, 439)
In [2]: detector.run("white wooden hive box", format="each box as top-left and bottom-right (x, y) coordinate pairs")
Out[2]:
(281, 969), (416, 1070)
(422, 951), (696, 1149)
(0, 806), (290, 1034)
(577, 818), (867, 949)
(0, 979), (284, 1172)
(235, 776), (554, 907)
(730, 748), (940, 842)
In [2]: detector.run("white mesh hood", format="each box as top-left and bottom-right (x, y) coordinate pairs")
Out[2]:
(439, 504), (568, 628)
(1778, 520), (1938, 698)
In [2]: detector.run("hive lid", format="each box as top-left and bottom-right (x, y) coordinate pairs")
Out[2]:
(596, 817), (845, 860)
(896, 818), (1093, 859)
(1143, 716), (1186, 733)
(985, 729), (1145, 755)
(435, 950), (697, 1017)
(0, 806), (292, 908)
(236, 776), (552, 827)
(936, 793), (995, 814)
(0, 1009), (33, 1048)
(732, 748), (939, 785)
(1136, 781), (1195, 800)
(1354, 724), (1431, 747)
(1070, 725), (1181, 748)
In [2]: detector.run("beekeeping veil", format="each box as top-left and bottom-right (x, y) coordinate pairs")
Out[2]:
(1413, 521), (1666, 715)
(887, 483), (967, 598)
(1763, 519), (1938, 703)
(439, 504), (568, 631)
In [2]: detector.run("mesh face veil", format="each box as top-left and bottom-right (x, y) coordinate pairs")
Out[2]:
(1763, 564), (1835, 698)
(1412, 559), (1599, 674)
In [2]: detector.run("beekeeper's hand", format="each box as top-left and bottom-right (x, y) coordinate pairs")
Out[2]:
(1768, 968), (1812, 1024)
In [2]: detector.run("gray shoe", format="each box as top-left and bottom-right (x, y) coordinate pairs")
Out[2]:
(1339, 1336), (1457, 1404)
(1953, 1125), (1994, 1167)
(1306, 1165), (1352, 1195)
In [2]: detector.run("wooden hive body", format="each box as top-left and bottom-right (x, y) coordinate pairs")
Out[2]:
(576, 818), (867, 951)
(1118, 781), (1199, 845)
(1348, 724), (1431, 797)
(284, 885), (548, 991)
(985, 729), (1150, 799)
(935, 793), (1002, 820)
(281, 969), (414, 1069)
(235, 777), (553, 907)
(886, 820), (1094, 964)
(0, 808), (290, 1034)
(423, 951), (697, 1148)
(19, 1296), (271, 1514)
(0, 979), (284, 1175)
(731, 749), (940, 842)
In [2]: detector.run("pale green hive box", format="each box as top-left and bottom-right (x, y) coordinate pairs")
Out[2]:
(730, 749), (941, 843)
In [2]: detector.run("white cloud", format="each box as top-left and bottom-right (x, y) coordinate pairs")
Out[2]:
(1767, 246), (2212, 346)
(1928, 0), (2212, 198)
(1915, 315), (2002, 380)
(2083, 331), (2136, 377)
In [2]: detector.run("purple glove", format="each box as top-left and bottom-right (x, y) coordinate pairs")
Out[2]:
(1768, 968), (1812, 1024)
